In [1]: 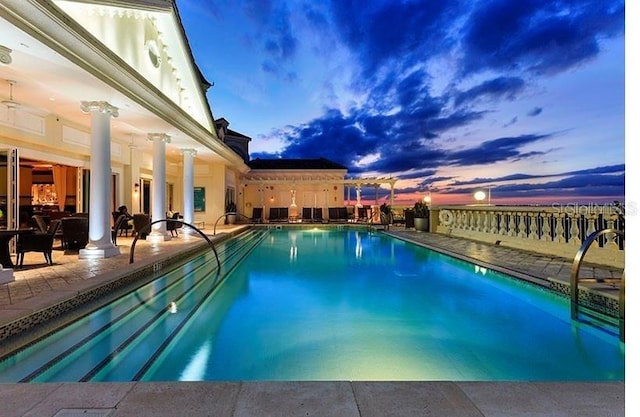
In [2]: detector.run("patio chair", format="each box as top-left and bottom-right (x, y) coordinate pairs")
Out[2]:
(31, 214), (48, 233)
(16, 219), (62, 266)
(166, 212), (182, 237)
(112, 211), (133, 237)
(62, 216), (89, 251)
(133, 213), (151, 239)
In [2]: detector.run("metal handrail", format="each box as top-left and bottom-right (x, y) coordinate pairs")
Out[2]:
(570, 228), (624, 342)
(129, 219), (220, 269)
(213, 212), (257, 235)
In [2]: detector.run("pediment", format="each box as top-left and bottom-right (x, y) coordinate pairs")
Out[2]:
(53, 0), (214, 132)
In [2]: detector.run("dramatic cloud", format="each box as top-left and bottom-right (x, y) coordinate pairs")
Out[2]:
(180, 0), (624, 203)
(460, 0), (624, 76)
(454, 77), (526, 107)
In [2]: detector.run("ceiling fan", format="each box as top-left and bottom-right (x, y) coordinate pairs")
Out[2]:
(1, 79), (20, 109)
(1, 79), (49, 116)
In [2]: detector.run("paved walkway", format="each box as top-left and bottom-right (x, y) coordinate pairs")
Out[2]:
(0, 226), (625, 417)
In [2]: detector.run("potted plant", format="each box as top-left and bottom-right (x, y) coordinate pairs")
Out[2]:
(225, 201), (237, 224)
(413, 201), (430, 232)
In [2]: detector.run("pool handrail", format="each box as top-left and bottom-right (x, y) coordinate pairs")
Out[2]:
(213, 212), (256, 235)
(570, 228), (624, 342)
(129, 219), (220, 269)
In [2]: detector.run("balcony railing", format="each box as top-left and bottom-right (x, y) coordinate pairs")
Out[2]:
(430, 205), (624, 268)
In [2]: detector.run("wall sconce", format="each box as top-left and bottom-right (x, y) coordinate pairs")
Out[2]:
(134, 183), (140, 193)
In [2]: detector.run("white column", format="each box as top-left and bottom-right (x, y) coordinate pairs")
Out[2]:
(390, 181), (396, 207)
(147, 133), (171, 242)
(355, 184), (362, 208)
(182, 148), (196, 232)
(79, 101), (121, 259)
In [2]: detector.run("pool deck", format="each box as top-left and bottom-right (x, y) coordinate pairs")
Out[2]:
(0, 225), (625, 417)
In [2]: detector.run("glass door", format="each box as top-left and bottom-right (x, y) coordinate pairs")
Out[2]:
(0, 148), (19, 230)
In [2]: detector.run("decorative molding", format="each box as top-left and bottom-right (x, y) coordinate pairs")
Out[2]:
(0, 107), (45, 135)
(111, 142), (122, 157)
(0, 45), (12, 65)
(62, 125), (91, 148)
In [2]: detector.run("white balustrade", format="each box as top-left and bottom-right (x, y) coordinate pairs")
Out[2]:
(432, 205), (624, 268)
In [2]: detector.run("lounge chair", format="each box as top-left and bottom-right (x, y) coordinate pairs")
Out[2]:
(312, 208), (323, 222)
(251, 207), (264, 223)
(357, 207), (369, 222)
(269, 207), (288, 222)
(302, 207), (313, 222)
(328, 207), (348, 222)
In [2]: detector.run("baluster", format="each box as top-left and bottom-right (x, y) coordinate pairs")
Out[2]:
(605, 214), (619, 249)
(528, 212), (538, 239)
(586, 213), (596, 238)
(555, 213), (565, 243)
(499, 212), (507, 235)
(541, 213), (551, 241)
(490, 211), (498, 234)
(508, 211), (516, 236)
(569, 213), (581, 245)
(483, 211), (490, 233)
(516, 212), (526, 238)
(475, 211), (482, 232)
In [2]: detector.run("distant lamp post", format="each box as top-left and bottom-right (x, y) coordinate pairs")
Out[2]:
(473, 190), (486, 203)
(473, 189), (491, 205)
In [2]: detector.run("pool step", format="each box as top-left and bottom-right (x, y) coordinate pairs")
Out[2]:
(0, 230), (267, 383)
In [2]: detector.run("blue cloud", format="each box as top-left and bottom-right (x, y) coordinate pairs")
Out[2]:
(454, 77), (526, 107)
(460, 0), (624, 76)
(446, 134), (550, 166)
(528, 107), (543, 116)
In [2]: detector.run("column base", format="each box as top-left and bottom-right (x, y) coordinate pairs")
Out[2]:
(147, 231), (172, 243)
(0, 267), (14, 285)
(79, 243), (121, 259)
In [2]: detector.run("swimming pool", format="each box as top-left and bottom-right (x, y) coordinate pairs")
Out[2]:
(0, 228), (624, 382)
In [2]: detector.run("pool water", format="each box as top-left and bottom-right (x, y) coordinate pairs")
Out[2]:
(0, 228), (624, 382)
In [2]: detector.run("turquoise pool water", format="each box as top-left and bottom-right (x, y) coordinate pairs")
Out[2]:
(0, 228), (624, 382)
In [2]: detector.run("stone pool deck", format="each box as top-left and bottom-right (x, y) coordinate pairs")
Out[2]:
(0, 225), (625, 416)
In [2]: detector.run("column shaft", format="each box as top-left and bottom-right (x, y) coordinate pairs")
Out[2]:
(79, 101), (120, 259)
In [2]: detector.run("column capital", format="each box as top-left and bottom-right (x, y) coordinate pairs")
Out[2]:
(147, 133), (171, 143)
(80, 101), (119, 117)
(181, 148), (197, 157)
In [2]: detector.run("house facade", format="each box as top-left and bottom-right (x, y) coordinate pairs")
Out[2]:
(1, 0), (247, 258)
